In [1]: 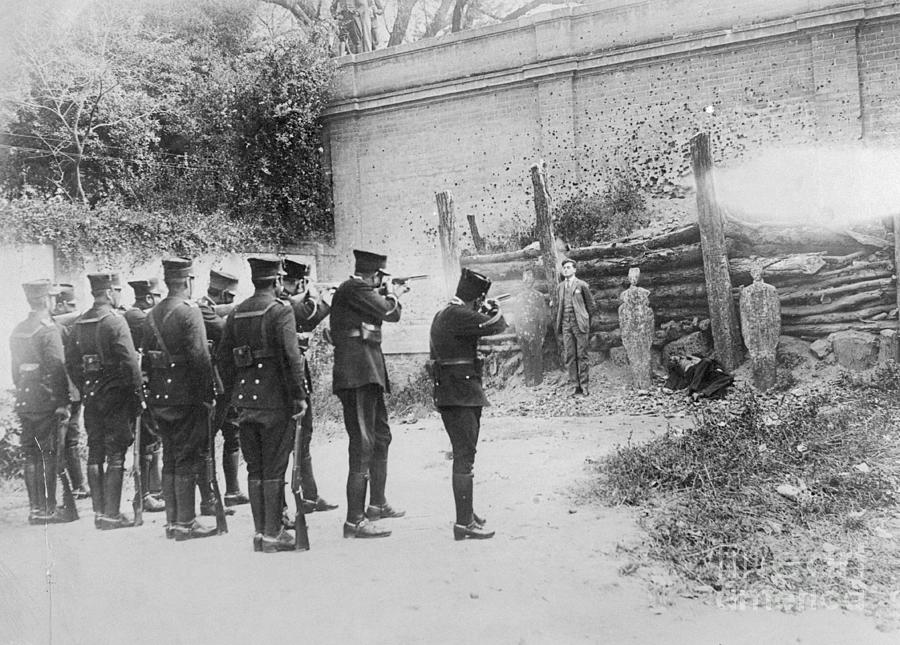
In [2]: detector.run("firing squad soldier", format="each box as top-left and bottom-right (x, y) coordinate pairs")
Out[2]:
(141, 258), (218, 541)
(124, 278), (166, 513)
(216, 256), (309, 553)
(429, 269), (507, 540)
(52, 283), (90, 499)
(281, 259), (337, 513)
(11, 280), (73, 524)
(66, 272), (142, 529)
(197, 268), (247, 509)
(331, 249), (407, 539)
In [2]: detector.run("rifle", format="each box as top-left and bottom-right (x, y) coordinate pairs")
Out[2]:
(207, 400), (228, 534)
(390, 274), (428, 286)
(56, 414), (78, 520)
(132, 403), (144, 527)
(492, 293), (513, 302)
(291, 409), (310, 551)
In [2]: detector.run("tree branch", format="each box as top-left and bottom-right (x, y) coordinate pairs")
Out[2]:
(259, 0), (315, 25)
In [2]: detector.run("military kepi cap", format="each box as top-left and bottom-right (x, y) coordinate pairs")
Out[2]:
(283, 259), (309, 281)
(247, 256), (285, 281)
(353, 249), (388, 275)
(128, 277), (161, 297)
(162, 257), (194, 280)
(22, 279), (60, 300)
(209, 269), (239, 294)
(456, 268), (492, 302)
(88, 272), (121, 292)
(55, 283), (76, 302)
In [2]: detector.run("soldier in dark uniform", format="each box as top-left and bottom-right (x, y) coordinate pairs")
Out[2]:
(65, 272), (142, 530)
(197, 269), (247, 510)
(141, 258), (218, 541)
(281, 259), (337, 513)
(330, 249), (407, 539)
(52, 284), (89, 499)
(216, 257), (309, 553)
(12, 280), (73, 524)
(429, 268), (507, 540)
(123, 278), (165, 513)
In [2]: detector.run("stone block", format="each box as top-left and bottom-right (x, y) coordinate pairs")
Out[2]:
(810, 338), (832, 360)
(830, 330), (879, 371)
(878, 329), (899, 365)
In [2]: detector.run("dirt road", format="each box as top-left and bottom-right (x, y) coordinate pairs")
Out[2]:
(0, 413), (894, 644)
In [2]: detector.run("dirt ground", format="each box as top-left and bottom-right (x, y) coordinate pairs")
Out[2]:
(0, 412), (895, 645)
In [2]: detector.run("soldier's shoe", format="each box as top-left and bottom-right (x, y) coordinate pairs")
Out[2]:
(365, 503), (405, 520)
(97, 513), (135, 530)
(47, 506), (78, 523)
(453, 521), (495, 541)
(343, 519), (392, 539)
(200, 501), (235, 517)
(93, 513), (104, 529)
(302, 497), (339, 514)
(473, 511), (487, 528)
(72, 486), (91, 500)
(28, 510), (53, 525)
(164, 524), (176, 540)
(261, 528), (295, 553)
(253, 533), (263, 552)
(142, 493), (166, 513)
(173, 519), (218, 541)
(224, 491), (250, 507)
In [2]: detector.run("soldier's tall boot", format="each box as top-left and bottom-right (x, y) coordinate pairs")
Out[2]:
(148, 446), (163, 499)
(261, 480), (294, 553)
(300, 456), (337, 513)
(41, 450), (74, 523)
(173, 474), (217, 541)
(343, 472), (390, 539)
(162, 472), (177, 539)
(248, 478), (264, 552)
(66, 445), (88, 498)
(86, 463), (104, 528)
(24, 456), (48, 524)
(452, 473), (494, 541)
(139, 455), (165, 512)
(198, 460), (234, 517)
(97, 457), (134, 530)
(223, 451), (249, 506)
(365, 458), (405, 520)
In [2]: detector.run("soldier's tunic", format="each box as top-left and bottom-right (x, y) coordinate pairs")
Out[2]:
(429, 300), (507, 475)
(124, 304), (161, 458)
(141, 297), (213, 476)
(197, 295), (240, 458)
(216, 293), (307, 481)
(11, 313), (69, 458)
(66, 304), (142, 465)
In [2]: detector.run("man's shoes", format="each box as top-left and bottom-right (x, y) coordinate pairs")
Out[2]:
(365, 503), (405, 520)
(581, 387), (590, 396)
(343, 519), (392, 539)
(97, 513), (135, 530)
(301, 497), (338, 514)
(261, 528), (295, 553)
(142, 493), (166, 513)
(473, 511), (487, 528)
(47, 506), (78, 523)
(72, 486), (91, 500)
(570, 387), (582, 397)
(224, 491), (250, 507)
(253, 533), (263, 552)
(165, 524), (176, 539)
(173, 519), (218, 541)
(28, 510), (53, 525)
(454, 521), (495, 540)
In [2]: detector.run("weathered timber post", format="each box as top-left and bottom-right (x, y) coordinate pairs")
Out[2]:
(467, 214), (486, 252)
(690, 133), (741, 371)
(531, 161), (561, 312)
(893, 212), (900, 360)
(436, 191), (460, 298)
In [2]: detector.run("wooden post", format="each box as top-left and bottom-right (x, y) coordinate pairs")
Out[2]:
(893, 212), (900, 360)
(531, 160), (561, 312)
(467, 214), (486, 252)
(436, 191), (460, 298)
(690, 133), (741, 371)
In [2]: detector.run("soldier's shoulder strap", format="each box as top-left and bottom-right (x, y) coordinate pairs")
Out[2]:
(233, 301), (279, 319)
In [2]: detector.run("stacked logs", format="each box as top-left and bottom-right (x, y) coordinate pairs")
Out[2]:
(460, 217), (896, 348)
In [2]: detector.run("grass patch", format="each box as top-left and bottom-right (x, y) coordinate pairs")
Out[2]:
(596, 364), (900, 620)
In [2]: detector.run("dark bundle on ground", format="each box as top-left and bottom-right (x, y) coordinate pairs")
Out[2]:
(598, 364), (900, 619)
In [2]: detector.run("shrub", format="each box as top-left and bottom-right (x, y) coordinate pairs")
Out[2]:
(553, 174), (650, 247)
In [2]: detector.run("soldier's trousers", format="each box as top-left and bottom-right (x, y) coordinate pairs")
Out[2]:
(237, 408), (293, 481)
(83, 400), (133, 465)
(336, 384), (392, 475)
(64, 401), (82, 453)
(439, 406), (482, 475)
(562, 312), (590, 391)
(152, 405), (207, 476)
(139, 409), (161, 456)
(19, 412), (58, 459)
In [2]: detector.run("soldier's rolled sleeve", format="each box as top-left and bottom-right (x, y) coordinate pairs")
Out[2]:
(109, 318), (142, 393)
(351, 288), (402, 323)
(275, 305), (308, 402)
(184, 307), (214, 402)
(306, 298), (331, 329)
(455, 308), (508, 337)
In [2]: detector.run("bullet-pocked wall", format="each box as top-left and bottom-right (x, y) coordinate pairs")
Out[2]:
(322, 0), (900, 348)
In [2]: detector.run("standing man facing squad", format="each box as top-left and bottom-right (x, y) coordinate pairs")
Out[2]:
(555, 258), (595, 396)
(330, 249), (407, 539)
(197, 268), (247, 510)
(66, 272), (142, 529)
(141, 258), (218, 541)
(217, 257), (308, 553)
(51, 284), (90, 499)
(12, 280), (73, 524)
(123, 277), (165, 513)
(429, 269), (506, 540)
(281, 259), (337, 513)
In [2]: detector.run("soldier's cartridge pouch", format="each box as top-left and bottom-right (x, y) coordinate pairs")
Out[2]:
(233, 345), (253, 368)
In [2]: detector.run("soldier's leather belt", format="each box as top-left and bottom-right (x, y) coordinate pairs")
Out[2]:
(435, 358), (475, 366)
(334, 323), (382, 344)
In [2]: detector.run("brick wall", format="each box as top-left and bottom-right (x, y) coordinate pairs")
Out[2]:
(321, 1), (900, 343)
